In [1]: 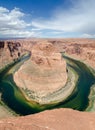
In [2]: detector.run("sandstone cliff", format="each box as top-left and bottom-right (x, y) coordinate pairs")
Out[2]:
(27, 38), (95, 69)
(0, 38), (95, 130)
(0, 38), (95, 70)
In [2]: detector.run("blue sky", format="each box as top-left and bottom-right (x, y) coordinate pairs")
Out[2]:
(0, 0), (95, 38)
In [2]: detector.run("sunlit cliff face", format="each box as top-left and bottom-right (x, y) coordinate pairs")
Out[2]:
(31, 42), (64, 69)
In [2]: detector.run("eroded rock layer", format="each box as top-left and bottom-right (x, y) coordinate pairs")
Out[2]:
(0, 38), (95, 70)
(14, 42), (67, 99)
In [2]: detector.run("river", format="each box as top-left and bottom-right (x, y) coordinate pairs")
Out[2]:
(0, 52), (95, 116)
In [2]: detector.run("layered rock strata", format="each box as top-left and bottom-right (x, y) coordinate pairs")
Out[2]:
(14, 42), (67, 100)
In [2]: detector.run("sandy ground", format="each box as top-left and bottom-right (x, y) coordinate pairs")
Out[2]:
(0, 105), (15, 119)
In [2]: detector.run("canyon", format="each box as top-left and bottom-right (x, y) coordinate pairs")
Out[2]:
(0, 38), (95, 130)
(0, 38), (95, 70)
(14, 41), (67, 102)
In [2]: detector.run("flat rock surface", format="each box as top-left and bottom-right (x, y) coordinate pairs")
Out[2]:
(1, 108), (95, 130)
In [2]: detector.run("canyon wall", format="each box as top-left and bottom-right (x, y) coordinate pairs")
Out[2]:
(0, 38), (95, 130)
(0, 38), (95, 70)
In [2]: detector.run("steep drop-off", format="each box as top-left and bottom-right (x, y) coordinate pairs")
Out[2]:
(0, 38), (95, 130)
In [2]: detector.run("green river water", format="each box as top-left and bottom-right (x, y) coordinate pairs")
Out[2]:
(0, 53), (95, 115)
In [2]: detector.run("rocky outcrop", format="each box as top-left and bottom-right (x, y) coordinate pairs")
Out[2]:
(0, 40), (23, 70)
(0, 38), (95, 128)
(31, 41), (63, 68)
(0, 38), (95, 70)
(7, 41), (21, 58)
(49, 38), (95, 68)
(0, 41), (5, 49)
(14, 42), (67, 100)
(0, 108), (95, 130)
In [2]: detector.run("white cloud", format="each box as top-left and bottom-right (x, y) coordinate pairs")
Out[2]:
(1, 0), (95, 38)
(0, 7), (39, 38)
(82, 33), (95, 38)
(50, 31), (64, 34)
(32, 0), (95, 37)
(0, 7), (9, 13)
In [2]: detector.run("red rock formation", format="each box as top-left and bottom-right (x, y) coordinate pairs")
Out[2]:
(0, 108), (95, 130)
(0, 38), (95, 70)
(14, 41), (67, 100)
(31, 41), (62, 68)
(0, 38), (95, 130)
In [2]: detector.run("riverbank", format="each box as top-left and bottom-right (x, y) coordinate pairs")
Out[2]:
(13, 53), (95, 108)
(11, 51), (79, 105)
(0, 52), (95, 116)
(0, 93), (17, 119)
